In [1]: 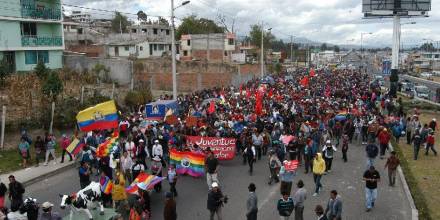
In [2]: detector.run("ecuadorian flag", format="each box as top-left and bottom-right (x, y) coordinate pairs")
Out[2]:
(170, 149), (205, 177)
(76, 100), (118, 132)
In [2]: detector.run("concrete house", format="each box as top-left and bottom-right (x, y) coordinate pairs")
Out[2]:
(180, 33), (236, 62)
(105, 39), (172, 59)
(0, 0), (64, 72)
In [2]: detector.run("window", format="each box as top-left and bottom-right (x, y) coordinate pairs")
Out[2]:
(77, 28), (83, 34)
(158, 44), (164, 51)
(125, 46), (129, 51)
(153, 44), (157, 51)
(187, 40), (191, 46)
(21, 22), (37, 36)
(140, 46), (143, 51)
(228, 38), (234, 45)
(132, 29), (137, 33)
(166, 30), (170, 35)
(169, 45), (172, 51)
(224, 51), (228, 56)
(25, 50), (49, 64)
(436, 54), (440, 58)
(153, 29), (158, 34)
(142, 29), (147, 33)
(150, 45), (153, 55)
(183, 50), (188, 56)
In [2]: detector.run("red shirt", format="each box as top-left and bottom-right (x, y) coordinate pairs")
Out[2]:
(427, 135), (435, 145)
(378, 131), (391, 145)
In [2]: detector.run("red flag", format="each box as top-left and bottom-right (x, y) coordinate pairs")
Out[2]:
(255, 92), (263, 116)
(309, 68), (316, 77)
(207, 101), (216, 114)
(300, 76), (309, 87)
(268, 88), (274, 98)
(324, 86), (331, 97)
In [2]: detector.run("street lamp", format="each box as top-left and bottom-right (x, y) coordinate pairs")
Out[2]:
(171, 0), (190, 100)
(260, 24), (272, 78)
(360, 32), (372, 72)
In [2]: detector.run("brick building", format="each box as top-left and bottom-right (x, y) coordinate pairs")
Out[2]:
(179, 33), (236, 62)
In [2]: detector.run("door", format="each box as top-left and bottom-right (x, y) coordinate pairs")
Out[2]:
(2, 51), (15, 73)
(114, 47), (119, 56)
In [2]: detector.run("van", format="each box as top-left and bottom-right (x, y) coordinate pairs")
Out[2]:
(414, 85), (430, 99)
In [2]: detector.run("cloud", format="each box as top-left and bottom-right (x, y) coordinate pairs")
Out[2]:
(64, 0), (440, 46)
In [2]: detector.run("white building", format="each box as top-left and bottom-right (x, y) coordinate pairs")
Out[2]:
(105, 39), (172, 59)
(180, 33), (236, 62)
(70, 11), (92, 23)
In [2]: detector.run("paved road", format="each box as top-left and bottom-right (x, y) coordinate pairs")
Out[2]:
(23, 140), (411, 220)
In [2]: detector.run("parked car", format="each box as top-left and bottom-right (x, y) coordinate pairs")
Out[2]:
(414, 85), (430, 99)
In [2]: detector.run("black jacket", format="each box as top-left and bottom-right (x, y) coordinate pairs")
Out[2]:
(0, 182), (6, 197)
(8, 181), (25, 199)
(207, 190), (224, 211)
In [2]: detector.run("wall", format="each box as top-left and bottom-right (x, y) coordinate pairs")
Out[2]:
(64, 55), (132, 85)
(0, 0), (20, 18)
(15, 50), (63, 71)
(134, 59), (260, 92)
(0, 21), (21, 49)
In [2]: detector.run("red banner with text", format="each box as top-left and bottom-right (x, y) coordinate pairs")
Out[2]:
(186, 136), (236, 160)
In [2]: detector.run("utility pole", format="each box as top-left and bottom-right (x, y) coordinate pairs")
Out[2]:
(171, 0), (177, 100)
(290, 35), (294, 63)
(1, 106), (5, 149)
(260, 22), (264, 78)
(390, 15), (401, 97)
(207, 33), (210, 62)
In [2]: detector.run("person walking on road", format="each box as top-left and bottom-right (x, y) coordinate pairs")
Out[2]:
(60, 134), (73, 163)
(79, 161), (91, 189)
(39, 201), (62, 220)
(0, 179), (6, 209)
(8, 175), (25, 209)
(384, 151), (400, 186)
(315, 205), (328, 220)
(363, 166), (380, 212)
(324, 190), (342, 220)
(205, 151), (220, 190)
(365, 140), (379, 168)
(277, 193), (294, 220)
(44, 135), (57, 166)
(246, 183), (258, 220)
(378, 128), (391, 159)
(244, 145), (256, 175)
(268, 151), (281, 184)
(252, 130), (264, 160)
(312, 153), (326, 197)
(163, 192), (177, 220)
(341, 134), (349, 162)
(322, 140), (337, 173)
(292, 180), (307, 220)
(207, 182), (225, 220)
(279, 164), (295, 195)
(34, 136), (45, 166)
(18, 137), (30, 168)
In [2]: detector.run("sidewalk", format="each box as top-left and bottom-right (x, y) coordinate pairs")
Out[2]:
(0, 158), (76, 187)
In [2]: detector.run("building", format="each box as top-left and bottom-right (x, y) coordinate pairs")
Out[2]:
(104, 39), (172, 59)
(180, 33), (236, 62)
(340, 50), (362, 68)
(0, 0), (64, 72)
(70, 11), (92, 23)
(406, 51), (440, 73)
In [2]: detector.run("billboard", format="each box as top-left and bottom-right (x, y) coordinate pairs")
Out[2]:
(382, 60), (391, 75)
(363, 0), (431, 17)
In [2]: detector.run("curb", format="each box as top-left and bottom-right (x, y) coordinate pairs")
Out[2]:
(388, 142), (419, 220)
(23, 162), (77, 187)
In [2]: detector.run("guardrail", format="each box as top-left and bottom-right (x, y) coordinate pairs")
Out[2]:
(21, 5), (61, 20)
(21, 36), (63, 47)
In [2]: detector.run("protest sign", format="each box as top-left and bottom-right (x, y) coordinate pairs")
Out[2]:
(186, 136), (236, 160)
(283, 160), (299, 172)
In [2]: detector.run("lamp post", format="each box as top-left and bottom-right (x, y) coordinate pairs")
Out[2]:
(260, 23), (271, 78)
(171, 0), (190, 100)
(360, 32), (372, 72)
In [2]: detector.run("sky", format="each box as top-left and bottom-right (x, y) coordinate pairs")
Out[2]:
(63, 0), (440, 48)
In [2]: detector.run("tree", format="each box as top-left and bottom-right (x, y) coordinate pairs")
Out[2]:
(0, 59), (9, 88)
(420, 42), (435, 52)
(320, 43), (328, 51)
(334, 45), (340, 52)
(274, 63), (282, 74)
(248, 24), (275, 49)
(111, 12), (130, 33)
(137, 11), (148, 22)
(175, 15), (225, 40)
(42, 71), (63, 102)
(158, 16), (169, 26)
(34, 60), (49, 80)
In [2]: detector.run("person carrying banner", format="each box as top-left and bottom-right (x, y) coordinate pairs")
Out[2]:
(151, 156), (163, 192)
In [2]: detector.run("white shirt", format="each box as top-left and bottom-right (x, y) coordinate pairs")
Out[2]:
(125, 141), (136, 158)
(152, 144), (163, 157)
(121, 156), (134, 171)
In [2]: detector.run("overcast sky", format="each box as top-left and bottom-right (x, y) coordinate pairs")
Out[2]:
(64, 0), (440, 47)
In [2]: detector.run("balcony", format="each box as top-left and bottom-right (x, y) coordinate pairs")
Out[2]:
(21, 36), (63, 47)
(21, 5), (62, 20)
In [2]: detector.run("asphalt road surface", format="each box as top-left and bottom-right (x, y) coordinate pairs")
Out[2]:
(24, 140), (411, 220)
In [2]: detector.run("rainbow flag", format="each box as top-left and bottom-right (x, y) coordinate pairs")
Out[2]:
(100, 176), (113, 195)
(125, 172), (165, 194)
(76, 100), (118, 132)
(66, 138), (85, 156)
(169, 149), (205, 177)
(96, 131), (119, 158)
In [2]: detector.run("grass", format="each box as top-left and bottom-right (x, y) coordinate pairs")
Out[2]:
(0, 145), (63, 174)
(392, 96), (440, 220)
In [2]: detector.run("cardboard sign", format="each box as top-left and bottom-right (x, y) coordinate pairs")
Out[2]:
(186, 136), (236, 160)
(284, 160), (299, 172)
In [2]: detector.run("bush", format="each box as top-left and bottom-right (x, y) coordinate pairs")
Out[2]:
(42, 71), (64, 102)
(34, 60), (49, 80)
(0, 59), (10, 88)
